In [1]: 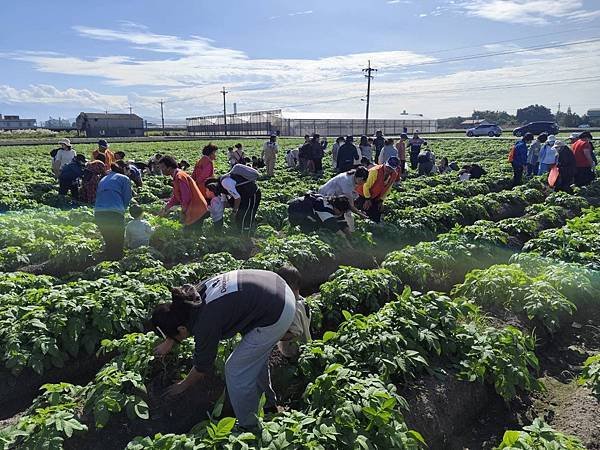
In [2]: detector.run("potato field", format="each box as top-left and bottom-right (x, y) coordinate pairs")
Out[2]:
(0, 138), (599, 450)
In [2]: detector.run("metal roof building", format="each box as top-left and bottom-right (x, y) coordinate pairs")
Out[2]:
(76, 112), (145, 138)
(187, 109), (437, 136)
(0, 115), (37, 130)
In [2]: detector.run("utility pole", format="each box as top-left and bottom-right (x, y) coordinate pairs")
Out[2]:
(129, 105), (133, 115)
(159, 99), (165, 136)
(363, 60), (377, 136)
(221, 87), (229, 136)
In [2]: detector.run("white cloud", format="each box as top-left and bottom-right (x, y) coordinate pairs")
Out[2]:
(288, 10), (313, 17)
(458, 0), (600, 25)
(0, 84), (130, 109)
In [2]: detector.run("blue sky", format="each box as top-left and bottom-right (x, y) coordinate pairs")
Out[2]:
(1, 0), (600, 123)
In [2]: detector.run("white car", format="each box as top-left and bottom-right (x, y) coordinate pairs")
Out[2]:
(466, 123), (502, 137)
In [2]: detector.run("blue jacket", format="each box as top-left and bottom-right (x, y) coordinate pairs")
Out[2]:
(513, 140), (528, 167)
(94, 171), (133, 214)
(59, 160), (84, 184)
(337, 143), (359, 169)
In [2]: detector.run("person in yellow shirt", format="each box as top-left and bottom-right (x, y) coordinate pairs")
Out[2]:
(355, 156), (400, 223)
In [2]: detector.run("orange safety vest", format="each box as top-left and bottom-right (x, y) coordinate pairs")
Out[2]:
(173, 170), (208, 225)
(356, 164), (399, 200)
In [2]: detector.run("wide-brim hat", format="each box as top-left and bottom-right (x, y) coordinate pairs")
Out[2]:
(58, 138), (71, 147)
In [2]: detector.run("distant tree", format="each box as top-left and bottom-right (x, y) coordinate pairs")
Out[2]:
(472, 110), (517, 126)
(437, 116), (468, 129)
(516, 104), (554, 124)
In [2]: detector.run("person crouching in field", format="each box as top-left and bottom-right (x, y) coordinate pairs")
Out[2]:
(158, 156), (208, 234)
(151, 269), (296, 430)
(355, 156), (400, 223)
(125, 204), (154, 249)
(288, 193), (353, 244)
(276, 265), (312, 359)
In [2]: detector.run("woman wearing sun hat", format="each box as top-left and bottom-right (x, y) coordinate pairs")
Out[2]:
(538, 134), (557, 175)
(52, 138), (76, 177)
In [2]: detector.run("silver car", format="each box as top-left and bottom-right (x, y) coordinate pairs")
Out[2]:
(466, 123), (502, 137)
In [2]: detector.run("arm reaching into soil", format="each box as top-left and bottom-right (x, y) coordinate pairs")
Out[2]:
(165, 366), (207, 398)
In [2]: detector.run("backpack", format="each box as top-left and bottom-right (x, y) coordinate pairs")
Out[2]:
(507, 145), (515, 162)
(229, 164), (259, 183)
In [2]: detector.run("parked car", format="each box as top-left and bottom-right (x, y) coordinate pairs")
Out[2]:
(578, 124), (591, 128)
(466, 123), (502, 137)
(513, 121), (559, 137)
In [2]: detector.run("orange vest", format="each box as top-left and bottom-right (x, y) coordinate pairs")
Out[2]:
(356, 164), (399, 200)
(173, 170), (208, 225)
(572, 140), (591, 168)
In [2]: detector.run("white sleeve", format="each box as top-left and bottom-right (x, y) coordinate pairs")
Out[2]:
(221, 177), (241, 200)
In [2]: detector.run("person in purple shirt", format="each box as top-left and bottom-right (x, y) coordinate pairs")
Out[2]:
(94, 160), (133, 260)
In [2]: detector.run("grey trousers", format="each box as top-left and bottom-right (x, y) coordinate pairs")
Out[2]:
(225, 286), (296, 428)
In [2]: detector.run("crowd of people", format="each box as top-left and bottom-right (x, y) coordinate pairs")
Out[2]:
(510, 131), (596, 192)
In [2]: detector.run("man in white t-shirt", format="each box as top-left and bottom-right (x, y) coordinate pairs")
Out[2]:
(318, 166), (369, 231)
(52, 138), (77, 177)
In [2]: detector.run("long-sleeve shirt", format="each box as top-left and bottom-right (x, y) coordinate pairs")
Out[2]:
(513, 140), (529, 167)
(378, 145), (398, 165)
(191, 156), (214, 195)
(94, 171), (133, 213)
(59, 160), (84, 184)
(395, 141), (406, 161)
(337, 143), (359, 170)
(527, 141), (542, 164)
(166, 169), (208, 225)
(538, 143), (557, 165)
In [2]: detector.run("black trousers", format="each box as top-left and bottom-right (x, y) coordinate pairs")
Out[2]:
(313, 158), (323, 173)
(235, 189), (261, 235)
(555, 168), (575, 194)
(512, 163), (524, 187)
(356, 196), (383, 223)
(95, 211), (125, 261)
(59, 179), (79, 199)
(410, 150), (420, 170)
(574, 167), (595, 187)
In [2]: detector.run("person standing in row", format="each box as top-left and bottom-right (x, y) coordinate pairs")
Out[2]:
(373, 130), (385, 164)
(158, 156), (208, 233)
(395, 134), (408, 175)
(527, 134), (545, 176)
(359, 135), (373, 163)
(408, 132), (426, 170)
(511, 132), (533, 187)
(356, 156), (401, 223)
(94, 160), (133, 260)
(52, 138), (77, 177)
(572, 131), (595, 187)
(192, 144), (218, 198)
(151, 269), (296, 430)
(331, 136), (345, 171)
(337, 136), (360, 172)
(378, 138), (397, 165)
(554, 140), (576, 194)
(262, 134), (279, 177)
(93, 139), (115, 171)
(308, 133), (326, 175)
(537, 135), (557, 175)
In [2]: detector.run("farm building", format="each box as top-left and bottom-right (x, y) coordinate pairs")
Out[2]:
(76, 112), (145, 138)
(0, 114), (37, 130)
(186, 109), (437, 137)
